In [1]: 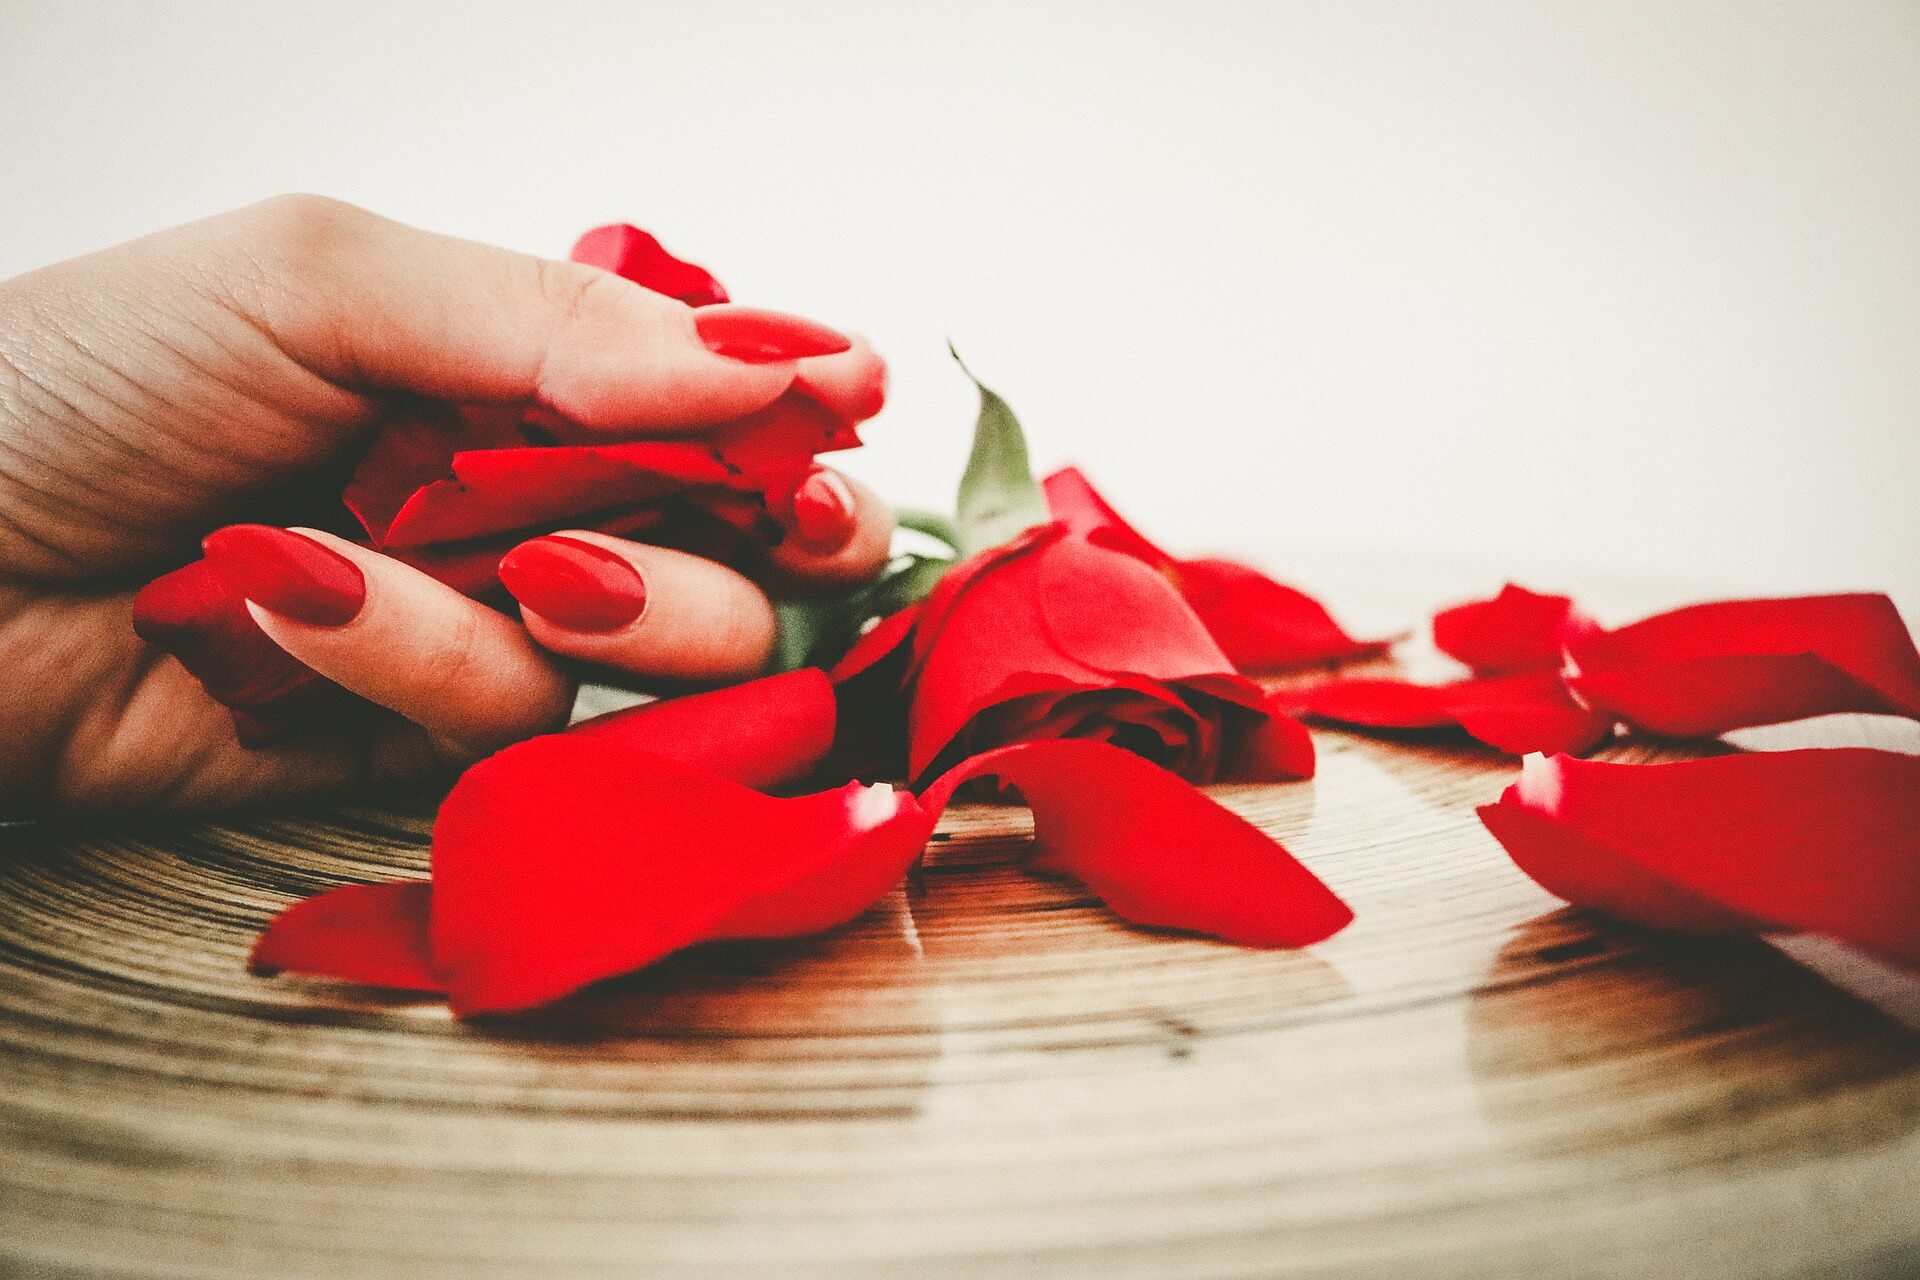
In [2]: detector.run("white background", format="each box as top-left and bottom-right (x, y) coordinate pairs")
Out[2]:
(4, 1), (1916, 619)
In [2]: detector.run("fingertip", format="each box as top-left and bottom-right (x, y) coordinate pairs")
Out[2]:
(768, 470), (895, 591)
(509, 532), (778, 682)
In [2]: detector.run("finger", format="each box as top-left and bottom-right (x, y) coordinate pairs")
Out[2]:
(497, 532), (777, 682)
(200, 524), (574, 754)
(793, 335), (888, 422)
(203, 195), (851, 430)
(766, 468), (896, 594)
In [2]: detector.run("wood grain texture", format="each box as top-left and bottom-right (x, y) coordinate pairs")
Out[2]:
(3, 645), (1918, 1276)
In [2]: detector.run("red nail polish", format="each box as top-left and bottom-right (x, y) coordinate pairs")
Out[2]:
(498, 536), (648, 633)
(791, 469), (857, 554)
(694, 305), (851, 363)
(201, 525), (365, 627)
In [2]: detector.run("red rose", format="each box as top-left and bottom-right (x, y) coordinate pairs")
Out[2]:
(836, 522), (1315, 786)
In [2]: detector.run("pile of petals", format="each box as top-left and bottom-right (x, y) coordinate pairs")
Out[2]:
(132, 224), (883, 743)
(1288, 584), (1920, 756)
(251, 670), (1353, 1016)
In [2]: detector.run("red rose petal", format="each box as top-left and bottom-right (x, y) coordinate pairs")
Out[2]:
(569, 224), (729, 307)
(1172, 558), (1392, 671)
(1220, 696), (1318, 782)
(1432, 583), (1599, 675)
(1043, 467), (1386, 672)
(568, 667), (837, 792)
(1041, 465), (1170, 568)
(249, 882), (439, 990)
(1565, 595), (1920, 737)
(707, 390), (864, 515)
(432, 749), (932, 1016)
(1477, 800), (1764, 934)
(922, 740), (1351, 947)
(1481, 750), (1920, 967)
(251, 672), (846, 997)
(343, 406), (532, 544)
(379, 441), (731, 550)
(829, 603), (922, 685)
(1293, 672), (1614, 756)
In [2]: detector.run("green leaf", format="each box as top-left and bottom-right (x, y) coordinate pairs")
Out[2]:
(893, 506), (962, 552)
(951, 346), (1050, 556)
(769, 553), (955, 673)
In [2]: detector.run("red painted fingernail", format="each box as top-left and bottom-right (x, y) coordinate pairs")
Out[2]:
(201, 525), (365, 627)
(791, 468), (857, 554)
(498, 536), (648, 633)
(694, 305), (851, 363)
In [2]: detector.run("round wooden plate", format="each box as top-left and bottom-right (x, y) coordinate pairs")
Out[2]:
(4, 637), (1918, 1276)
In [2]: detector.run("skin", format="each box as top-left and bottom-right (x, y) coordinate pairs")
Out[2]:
(0, 196), (892, 817)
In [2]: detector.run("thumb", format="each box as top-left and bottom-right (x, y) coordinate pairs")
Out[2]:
(203, 195), (845, 430)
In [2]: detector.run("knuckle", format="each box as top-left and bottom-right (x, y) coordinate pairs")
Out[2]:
(240, 193), (368, 263)
(533, 257), (624, 329)
(416, 605), (492, 693)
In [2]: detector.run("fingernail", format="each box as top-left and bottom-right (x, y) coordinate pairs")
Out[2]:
(694, 305), (851, 363)
(790, 468), (857, 554)
(201, 525), (365, 627)
(498, 536), (648, 633)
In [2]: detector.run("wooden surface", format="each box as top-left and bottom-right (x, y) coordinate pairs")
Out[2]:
(4, 597), (1920, 1277)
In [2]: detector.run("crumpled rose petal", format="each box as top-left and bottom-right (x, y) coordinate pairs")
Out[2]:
(1042, 466), (1386, 671)
(1564, 594), (1920, 738)
(922, 740), (1351, 947)
(1432, 583), (1598, 675)
(1291, 672), (1614, 756)
(342, 404), (533, 545)
(377, 441), (732, 549)
(569, 223), (730, 306)
(1480, 749), (1920, 968)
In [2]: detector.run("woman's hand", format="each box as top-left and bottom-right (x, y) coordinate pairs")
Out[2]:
(0, 196), (892, 816)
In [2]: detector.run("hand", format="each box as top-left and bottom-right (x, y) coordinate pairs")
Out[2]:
(0, 196), (892, 816)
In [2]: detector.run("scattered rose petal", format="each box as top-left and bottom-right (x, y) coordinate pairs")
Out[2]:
(922, 740), (1351, 947)
(1432, 583), (1598, 675)
(1565, 594), (1920, 738)
(1172, 557), (1394, 671)
(247, 672), (850, 1002)
(1480, 749), (1920, 967)
(1291, 671), (1614, 756)
(432, 750), (933, 1015)
(249, 882), (438, 990)
(1042, 466), (1386, 670)
(567, 667), (837, 792)
(252, 678), (1346, 1012)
